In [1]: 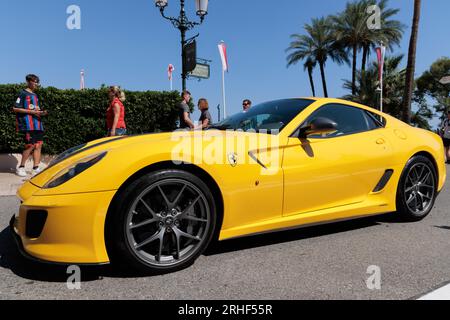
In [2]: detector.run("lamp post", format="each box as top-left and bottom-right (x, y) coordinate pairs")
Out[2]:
(154, 0), (209, 92)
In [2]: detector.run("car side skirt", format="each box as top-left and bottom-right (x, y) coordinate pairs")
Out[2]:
(219, 200), (396, 241)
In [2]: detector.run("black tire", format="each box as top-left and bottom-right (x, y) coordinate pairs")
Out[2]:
(106, 169), (217, 274)
(396, 155), (438, 222)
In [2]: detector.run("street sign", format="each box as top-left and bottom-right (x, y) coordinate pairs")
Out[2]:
(439, 76), (450, 85)
(189, 62), (210, 79)
(183, 41), (197, 73)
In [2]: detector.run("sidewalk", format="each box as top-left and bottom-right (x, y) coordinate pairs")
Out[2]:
(0, 173), (28, 196)
(0, 153), (53, 196)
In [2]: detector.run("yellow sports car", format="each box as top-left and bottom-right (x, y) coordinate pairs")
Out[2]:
(11, 98), (446, 274)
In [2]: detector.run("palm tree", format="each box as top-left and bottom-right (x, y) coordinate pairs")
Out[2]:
(343, 54), (432, 128)
(286, 39), (317, 97)
(287, 17), (348, 97)
(331, 1), (368, 95)
(402, 0), (422, 124)
(344, 55), (405, 115)
(304, 58), (317, 97)
(360, 0), (404, 73)
(332, 0), (404, 93)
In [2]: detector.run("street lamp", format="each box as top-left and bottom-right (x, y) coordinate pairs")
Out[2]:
(154, 0), (209, 91)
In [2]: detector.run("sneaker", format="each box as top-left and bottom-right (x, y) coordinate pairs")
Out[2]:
(32, 167), (43, 176)
(16, 167), (27, 177)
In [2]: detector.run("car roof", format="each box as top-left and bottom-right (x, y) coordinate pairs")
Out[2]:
(298, 97), (380, 112)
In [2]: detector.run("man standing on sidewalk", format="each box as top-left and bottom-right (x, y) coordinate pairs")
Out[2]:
(12, 74), (48, 177)
(178, 90), (195, 130)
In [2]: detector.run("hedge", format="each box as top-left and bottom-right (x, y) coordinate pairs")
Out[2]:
(0, 84), (184, 154)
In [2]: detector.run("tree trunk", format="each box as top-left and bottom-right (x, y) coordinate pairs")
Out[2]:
(352, 44), (358, 95)
(308, 65), (316, 97)
(361, 45), (369, 74)
(402, 0), (421, 124)
(319, 61), (328, 98)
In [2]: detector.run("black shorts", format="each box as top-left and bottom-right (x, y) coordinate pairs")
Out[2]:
(443, 138), (450, 148)
(21, 131), (44, 147)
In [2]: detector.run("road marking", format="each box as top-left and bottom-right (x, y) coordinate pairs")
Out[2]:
(418, 283), (450, 300)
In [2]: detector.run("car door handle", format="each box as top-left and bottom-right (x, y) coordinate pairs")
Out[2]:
(376, 138), (386, 145)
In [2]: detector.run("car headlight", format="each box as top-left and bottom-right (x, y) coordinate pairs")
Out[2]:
(43, 152), (107, 189)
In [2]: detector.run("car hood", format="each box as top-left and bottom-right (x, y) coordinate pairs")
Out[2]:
(29, 132), (175, 188)
(29, 130), (279, 189)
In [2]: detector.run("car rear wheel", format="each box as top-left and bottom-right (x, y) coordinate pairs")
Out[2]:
(396, 155), (437, 221)
(107, 169), (217, 274)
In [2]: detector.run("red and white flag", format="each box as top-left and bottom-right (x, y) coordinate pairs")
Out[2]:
(80, 69), (85, 90)
(168, 64), (175, 80)
(376, 46), (386, 82)
(218, 41), (228, 72)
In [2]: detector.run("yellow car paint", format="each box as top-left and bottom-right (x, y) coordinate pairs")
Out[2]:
(13, 98), (446, 264)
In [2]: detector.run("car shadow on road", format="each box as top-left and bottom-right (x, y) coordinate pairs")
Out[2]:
(0, 227), (105, 283)
(204, 213), (394, 256)
(0, 212), (404, 281)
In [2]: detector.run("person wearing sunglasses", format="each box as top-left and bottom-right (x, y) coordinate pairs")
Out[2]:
(12, 74), (48, 177)
(242, 99), (252, 112)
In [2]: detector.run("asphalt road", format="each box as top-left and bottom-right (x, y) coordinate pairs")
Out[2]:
(0, 167), (449, 300)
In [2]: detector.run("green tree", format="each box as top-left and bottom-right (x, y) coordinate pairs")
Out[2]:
(416, 57), (450, 120)
(286, 39), (317, 97)
(332, 0), (404, 94)
(286, 17), (348, 97)
(332, 1), (369, 95)
(343, 55), (433, 129)
(360, 0), (404, 73)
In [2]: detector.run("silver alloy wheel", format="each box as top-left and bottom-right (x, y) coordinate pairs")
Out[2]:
(404, 163), (436, 215)
(125, 178), (211, 267)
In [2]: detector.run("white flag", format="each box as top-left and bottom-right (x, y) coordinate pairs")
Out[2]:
(218, 41), (228, 72)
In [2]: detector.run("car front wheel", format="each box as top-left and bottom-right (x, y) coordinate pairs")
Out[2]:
(107, 169), (217, 274)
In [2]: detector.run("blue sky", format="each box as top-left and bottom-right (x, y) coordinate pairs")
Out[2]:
(1, 0), (449, 127)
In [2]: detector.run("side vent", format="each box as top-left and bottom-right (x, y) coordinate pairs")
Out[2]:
(373, 170), (394, 193)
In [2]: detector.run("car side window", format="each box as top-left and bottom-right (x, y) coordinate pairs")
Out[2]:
(364, 110), (386, 129)
(306, 104), (372, 138)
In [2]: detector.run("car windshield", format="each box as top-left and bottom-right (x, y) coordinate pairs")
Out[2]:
(209, 99), (314, 134)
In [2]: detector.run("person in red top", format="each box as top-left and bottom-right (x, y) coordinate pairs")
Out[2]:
(107, 86), (127, 136)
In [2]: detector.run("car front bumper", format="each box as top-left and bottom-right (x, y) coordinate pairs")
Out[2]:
(12, 181), (116, 265)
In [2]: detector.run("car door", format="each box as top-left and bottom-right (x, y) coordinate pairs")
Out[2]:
(282, 103), (393, 217)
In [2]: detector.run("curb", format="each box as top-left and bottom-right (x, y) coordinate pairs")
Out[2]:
(0, 153), (54, 172)
(0, 182), (24, 197)
(1, 153), (54, 197)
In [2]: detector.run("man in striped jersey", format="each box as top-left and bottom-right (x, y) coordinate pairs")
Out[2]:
(12, 74), (48, 177)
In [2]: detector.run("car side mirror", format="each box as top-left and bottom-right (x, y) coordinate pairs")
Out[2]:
(298, 117), (338, 139)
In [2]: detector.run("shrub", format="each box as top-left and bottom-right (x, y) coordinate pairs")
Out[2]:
(0, 84), (182, 154)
